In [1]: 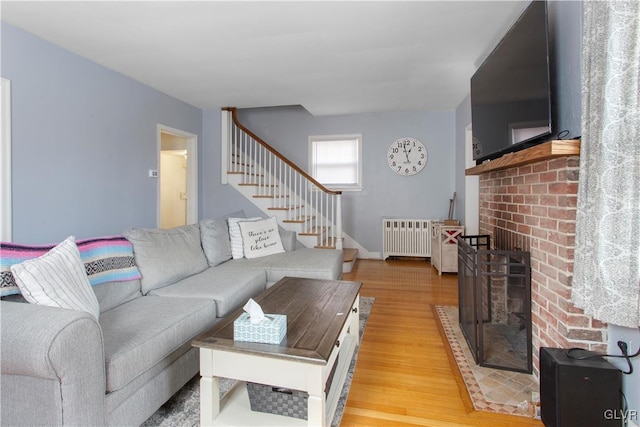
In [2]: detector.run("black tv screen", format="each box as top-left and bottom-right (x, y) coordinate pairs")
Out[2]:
(471, 0), (552, 163)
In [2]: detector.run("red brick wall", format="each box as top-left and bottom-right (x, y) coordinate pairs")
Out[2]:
(478, 156), (607, 376)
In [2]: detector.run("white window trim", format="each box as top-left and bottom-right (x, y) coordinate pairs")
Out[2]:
(308, 134), (363, 192)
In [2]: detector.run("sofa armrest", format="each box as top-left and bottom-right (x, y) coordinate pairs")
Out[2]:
(1, 301), (105, 426)
(278, 227), (297, 252)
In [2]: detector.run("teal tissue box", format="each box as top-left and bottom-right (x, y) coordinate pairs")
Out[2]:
(233, 313), (287, 344)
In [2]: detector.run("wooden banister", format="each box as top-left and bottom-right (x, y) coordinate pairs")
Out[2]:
(223, 107), (342, 196)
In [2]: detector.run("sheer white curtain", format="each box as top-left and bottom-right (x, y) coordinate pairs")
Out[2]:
(572, 1), (640, 328)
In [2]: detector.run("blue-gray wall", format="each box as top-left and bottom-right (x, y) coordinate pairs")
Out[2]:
(237, 106), (456, 255)
(455, 0), (583, 224)
(200, 109), (264, 220)
(1, 22), (204, 243)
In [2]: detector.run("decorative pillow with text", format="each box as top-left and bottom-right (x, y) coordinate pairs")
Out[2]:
(238, 217), (285, 260)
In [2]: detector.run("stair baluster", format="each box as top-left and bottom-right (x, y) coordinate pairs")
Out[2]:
(222, 107), (342, 250)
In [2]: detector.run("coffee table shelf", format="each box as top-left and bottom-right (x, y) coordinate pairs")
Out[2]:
(204, 334), (357, 426)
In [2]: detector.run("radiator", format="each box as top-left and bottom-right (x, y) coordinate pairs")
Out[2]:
(383, 219), (433, 260)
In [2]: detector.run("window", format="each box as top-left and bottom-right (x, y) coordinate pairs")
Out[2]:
(309, 134), (362, 191)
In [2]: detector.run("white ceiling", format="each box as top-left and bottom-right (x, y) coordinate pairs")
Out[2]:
(1, 1), (530, 116)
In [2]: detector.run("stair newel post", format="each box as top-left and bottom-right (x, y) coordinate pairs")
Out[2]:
(319, 190), (324, 244)
(313, 183), (318, 236)
(336, 193), (343, 250)
(250, 137), (256, 186)
(232, 125), (238, 173)
(304, 182), (309, 229)
(221, 109), (230, 184)
(293, 170), (298, 221)
(231, 124), (236, 173)
(286, 164), (291, 215)
(260, 145), (266, 197)
(268, 151), (273, 199)
(257, 144), (262, 196)
(241, 132), (247, 182)
(278, 158), (283, 208)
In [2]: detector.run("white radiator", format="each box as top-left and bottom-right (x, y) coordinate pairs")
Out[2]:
(383, 219), (433, 260)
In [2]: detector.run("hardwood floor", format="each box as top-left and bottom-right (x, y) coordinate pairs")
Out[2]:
(341, 259), (542, 427)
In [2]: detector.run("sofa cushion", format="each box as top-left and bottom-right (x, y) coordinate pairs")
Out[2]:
(123, 224), (208, 294)
(199, 219), (232, 267)
(10, 236), (101, 320)
(230, 248), (343, 285)
(238, 216), (285, 259)
(148, 264), (266, 318)
(92, 279), (142, 313)
(278, 227), (297, 252)
(100, 295), (216, 393)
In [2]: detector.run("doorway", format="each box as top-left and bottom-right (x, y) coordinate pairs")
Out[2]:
(157, 125), (198, 228)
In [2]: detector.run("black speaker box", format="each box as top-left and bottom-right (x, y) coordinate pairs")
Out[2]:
(540, 347), (622, 427)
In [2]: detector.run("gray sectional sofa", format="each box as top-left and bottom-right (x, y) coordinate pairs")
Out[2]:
(0, 215), (343, 426)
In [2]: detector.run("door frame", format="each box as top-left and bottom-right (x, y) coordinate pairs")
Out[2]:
(157, 124), (198, 226)
(1, 79), (12, 241)
(465, 124), (479, 235)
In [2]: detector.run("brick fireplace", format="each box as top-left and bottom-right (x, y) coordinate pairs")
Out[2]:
(468, 141), (607, 377)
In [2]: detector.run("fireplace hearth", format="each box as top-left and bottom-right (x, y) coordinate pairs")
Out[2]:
(457, 234), (532, 373)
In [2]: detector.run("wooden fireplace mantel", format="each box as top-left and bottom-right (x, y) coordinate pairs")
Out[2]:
(465, 139), (580, 175)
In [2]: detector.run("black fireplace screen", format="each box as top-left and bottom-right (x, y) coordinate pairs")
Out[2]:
(458, 235), (532, 373)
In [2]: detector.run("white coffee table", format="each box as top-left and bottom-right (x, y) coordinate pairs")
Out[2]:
(192, 277), (362, 427)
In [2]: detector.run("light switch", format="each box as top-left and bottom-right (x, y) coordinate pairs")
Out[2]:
(148, 170), (158, 178)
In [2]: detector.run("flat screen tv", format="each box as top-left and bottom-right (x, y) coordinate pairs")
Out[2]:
(471, 0), (552, 164)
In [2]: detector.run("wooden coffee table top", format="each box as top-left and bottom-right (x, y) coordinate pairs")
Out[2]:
(192, 277), (362, 364)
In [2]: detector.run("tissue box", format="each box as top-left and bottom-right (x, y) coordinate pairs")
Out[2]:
(233, 313), (287, 344)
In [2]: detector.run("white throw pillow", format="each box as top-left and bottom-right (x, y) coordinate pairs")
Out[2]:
(238, 216), (285, 260)
(228, 217), (261, 259)
(10, 236), (100, 320)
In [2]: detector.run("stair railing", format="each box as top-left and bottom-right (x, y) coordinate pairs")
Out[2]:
(222, 108), (343, 250)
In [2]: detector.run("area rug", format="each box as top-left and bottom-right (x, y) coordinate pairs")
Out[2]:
(435, 305), (538, 417)
(142, 296), (374, 427)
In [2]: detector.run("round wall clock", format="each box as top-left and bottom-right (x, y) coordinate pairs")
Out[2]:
(387, 137), (427, 176)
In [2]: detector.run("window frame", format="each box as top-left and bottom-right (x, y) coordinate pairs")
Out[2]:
(308, 134), (363, 192)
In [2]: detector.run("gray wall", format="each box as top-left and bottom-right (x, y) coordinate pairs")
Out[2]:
(1, 22), (263, 243)
(1, 22), (205, 243)
(200, 109), (264, 220)
(238, 106), (456, 255)
(455, 0), (584, 225)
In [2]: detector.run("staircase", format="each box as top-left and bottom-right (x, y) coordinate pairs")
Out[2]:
(221, 108), (358, 272)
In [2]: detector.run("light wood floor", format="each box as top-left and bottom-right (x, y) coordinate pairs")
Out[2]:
(340, 259), (543, 427)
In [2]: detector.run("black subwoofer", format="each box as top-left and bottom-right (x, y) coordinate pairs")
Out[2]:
(540, 347), (622, 427)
